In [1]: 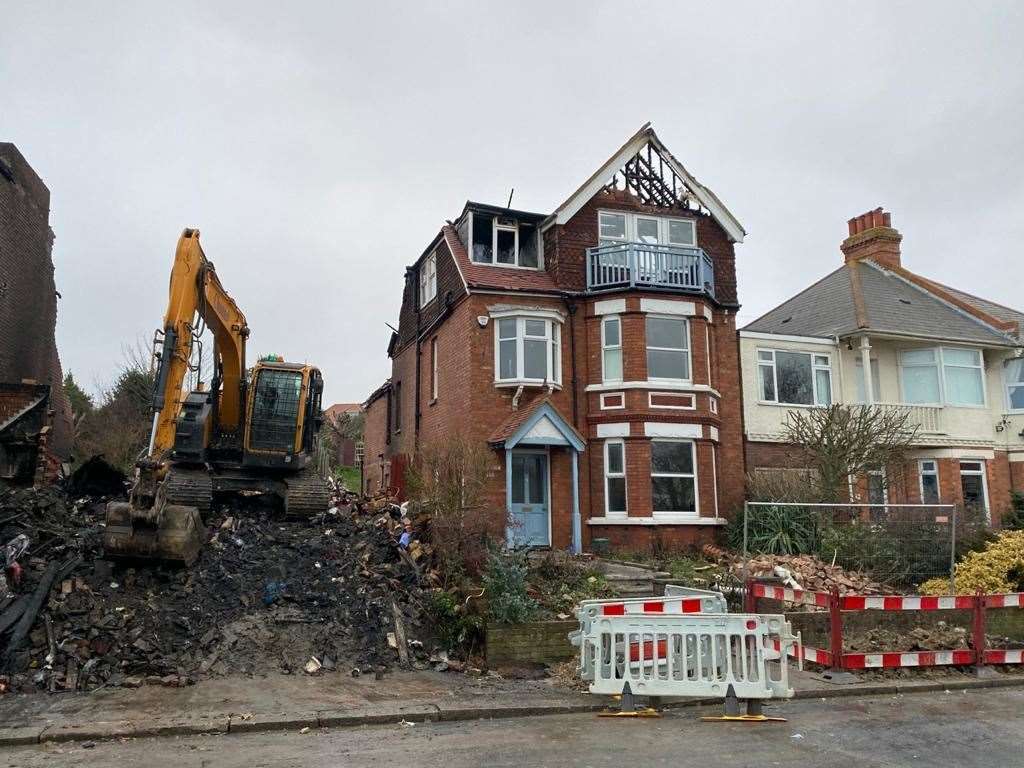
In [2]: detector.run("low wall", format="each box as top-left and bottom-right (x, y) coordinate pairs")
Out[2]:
(485, 621), (577, 666)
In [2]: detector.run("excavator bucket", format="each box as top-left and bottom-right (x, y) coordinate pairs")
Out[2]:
(103, 501), (205, 566)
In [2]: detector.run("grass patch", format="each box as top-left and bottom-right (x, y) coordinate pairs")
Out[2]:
(333, 465), (361, 492)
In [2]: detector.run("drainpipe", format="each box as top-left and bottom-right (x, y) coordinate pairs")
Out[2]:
(562, 295), (580, 426)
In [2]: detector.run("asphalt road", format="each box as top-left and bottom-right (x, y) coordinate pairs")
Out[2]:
(7, 687), (1024, 768)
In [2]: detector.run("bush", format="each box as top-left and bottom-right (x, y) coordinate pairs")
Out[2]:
(1003, 492), (1024, 531)
(483, 549), (538, 624)
(428, 590), (484, 652)
(406, 436), (504, 584)
(727, 503), (821, 555)
(920, 529), (1024, 595)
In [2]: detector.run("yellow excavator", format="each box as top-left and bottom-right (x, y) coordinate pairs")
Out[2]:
(104, 229), (329, 565)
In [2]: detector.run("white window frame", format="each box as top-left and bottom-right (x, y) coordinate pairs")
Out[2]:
(430, 337), (439, 401)
(492, 315), (563, 387)
(646, 315), (691, 383)
(598, 210), (697, 247)
(650, 439), (699, 518)
(958, 460), (990, 519)
(899, 346), (986, 408)
(1005, 357), (1024, 413)
(601, 315), (623, 383)
(756, 348), (832, 407)
(419, 251), (437, 307)
(709, 396), (718, 414)
(918, 459), (940, 504)
(469, 212), (541, 270)
(604, 439), (627, 517)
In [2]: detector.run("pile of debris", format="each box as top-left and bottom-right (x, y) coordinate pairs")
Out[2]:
(0, 476), (440, 694)
(701, 545), (884, 595)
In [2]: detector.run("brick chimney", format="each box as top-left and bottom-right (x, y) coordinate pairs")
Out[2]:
(841, 207), (902, 269)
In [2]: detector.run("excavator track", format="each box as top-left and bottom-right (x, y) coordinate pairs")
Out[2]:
(283, 468), (331, 518)
(162, 467), (214, 516)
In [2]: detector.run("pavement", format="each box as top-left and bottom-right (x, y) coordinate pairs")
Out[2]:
(4, 686), (1024, 767)
(1, 665), (1023, 748)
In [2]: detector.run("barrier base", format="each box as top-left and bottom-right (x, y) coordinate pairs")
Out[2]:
(701, 714), (787, 723)
(598, 683), (662, 718)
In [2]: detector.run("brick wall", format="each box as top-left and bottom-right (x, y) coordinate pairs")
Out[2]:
(0, 143), (72, 461)
(361, 389), (389, 494)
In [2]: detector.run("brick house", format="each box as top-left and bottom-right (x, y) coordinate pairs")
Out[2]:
(362, 124), (747, 552)
(741, 208), (1024, 523)
(323, 402), (362, 466)
(0, 143), (72, 479)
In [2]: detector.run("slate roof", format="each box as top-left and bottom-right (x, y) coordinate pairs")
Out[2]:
(744, 260), (1021, 347)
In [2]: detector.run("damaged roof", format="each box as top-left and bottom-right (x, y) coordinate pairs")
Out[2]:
(744, 259), (1022, 347)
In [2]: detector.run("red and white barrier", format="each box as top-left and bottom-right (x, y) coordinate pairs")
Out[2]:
(840, 595), (975, 611)
(984, 649), (1024, 664)
(984, 594), (1024, 608)
(772, 638), (833, 666)
(749, 583), (829, 609)
(843, 650), (975, 669)
(599, 599), (705, 616)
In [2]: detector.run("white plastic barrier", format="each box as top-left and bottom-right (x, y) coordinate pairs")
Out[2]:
(571, 587), (728, 681)
(579, 612), (796, 701)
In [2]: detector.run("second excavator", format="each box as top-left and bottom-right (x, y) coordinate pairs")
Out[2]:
(103, 229), (330, 565)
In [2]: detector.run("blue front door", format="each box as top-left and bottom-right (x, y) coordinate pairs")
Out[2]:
(509, 451), (550, 547)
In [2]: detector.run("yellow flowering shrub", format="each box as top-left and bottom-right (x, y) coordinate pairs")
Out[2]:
(919, 530), (1024, 595)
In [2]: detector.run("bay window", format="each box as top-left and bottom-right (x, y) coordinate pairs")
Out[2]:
(495, 316), (562, 385)
(900, 347), (984, 406)
(757, 349), (831, 406)
(646, 316), (690, 381)
(601, 316), (622, 382)
(1006, 358), (1024, 411)
(604, 440), (627, 515)
(651, 440), (697, 516)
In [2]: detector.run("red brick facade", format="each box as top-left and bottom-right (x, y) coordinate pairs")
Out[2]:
(362, 130), (746, 554)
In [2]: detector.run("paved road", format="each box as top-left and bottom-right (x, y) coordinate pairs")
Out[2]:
(6, 688), (1024, 767)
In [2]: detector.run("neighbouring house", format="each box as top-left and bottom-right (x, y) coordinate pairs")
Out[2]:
(741, 208), (1024, 524)
(362, 123), (747, 552)
(323, 402), (362, 466)
(0, 143), (72, 482)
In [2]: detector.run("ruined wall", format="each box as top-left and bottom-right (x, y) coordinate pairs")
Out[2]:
(0, 143), (72, 460)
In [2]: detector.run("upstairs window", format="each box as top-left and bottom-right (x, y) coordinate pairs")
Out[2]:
(598, 211), (696, 248)
(758, 349), (831, 406)
(419, 251), (437, 306)
(900, 347), (984, 407)
(646, 316), (690, 381)
(471, 213), (539, 268)
(601, 316), (623, 382)
(495, 316), (562, 385)
(1006, 358), (1024, 411)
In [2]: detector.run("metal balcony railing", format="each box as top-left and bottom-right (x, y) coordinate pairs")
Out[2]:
(586, 242), (715, 297)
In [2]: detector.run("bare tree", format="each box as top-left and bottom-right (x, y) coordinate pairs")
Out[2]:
(405, 436), (504, 584)
(782, 404), (920, 502)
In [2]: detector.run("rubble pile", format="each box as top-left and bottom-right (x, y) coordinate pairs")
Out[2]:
(0, 478), (438, 694)
(702, 545), (885, 595)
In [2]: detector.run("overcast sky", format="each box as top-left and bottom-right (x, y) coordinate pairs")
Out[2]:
(4, 1), (1023, 405)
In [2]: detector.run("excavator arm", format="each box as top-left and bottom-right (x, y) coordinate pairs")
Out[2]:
(149, 229), (249, 454)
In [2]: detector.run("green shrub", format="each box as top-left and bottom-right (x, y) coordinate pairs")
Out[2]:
(428, 590), (484, 652)
(1003, 492), (1024, 531)
(483, 549), (538, 624)
(727, 504), (820, 555)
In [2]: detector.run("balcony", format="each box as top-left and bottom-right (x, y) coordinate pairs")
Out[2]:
(586, 242), (715, 298)
(873, 402), (945, 435)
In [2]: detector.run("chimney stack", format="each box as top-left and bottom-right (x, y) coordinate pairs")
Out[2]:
(841, 206), (901, 269)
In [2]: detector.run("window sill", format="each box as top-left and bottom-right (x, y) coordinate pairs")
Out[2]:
(471, 261), (542, 271)
(428, 398), (437, 407)
(495, 380), (562, 390)
(756, 401), (825, 409)
(588, 516), (727, 526)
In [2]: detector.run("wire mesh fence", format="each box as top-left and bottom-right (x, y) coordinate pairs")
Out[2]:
(742, 502), (991, 593)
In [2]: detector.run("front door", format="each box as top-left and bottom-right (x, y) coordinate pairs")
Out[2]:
(509, 451), (550, 547)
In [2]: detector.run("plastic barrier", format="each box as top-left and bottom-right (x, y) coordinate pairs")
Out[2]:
(747, 580), (1024, 671)
(571, 587), (728, 681)
(578, 612), (796, 701)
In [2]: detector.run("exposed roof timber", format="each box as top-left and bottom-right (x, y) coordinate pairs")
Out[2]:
(546, 123), (746, 243)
